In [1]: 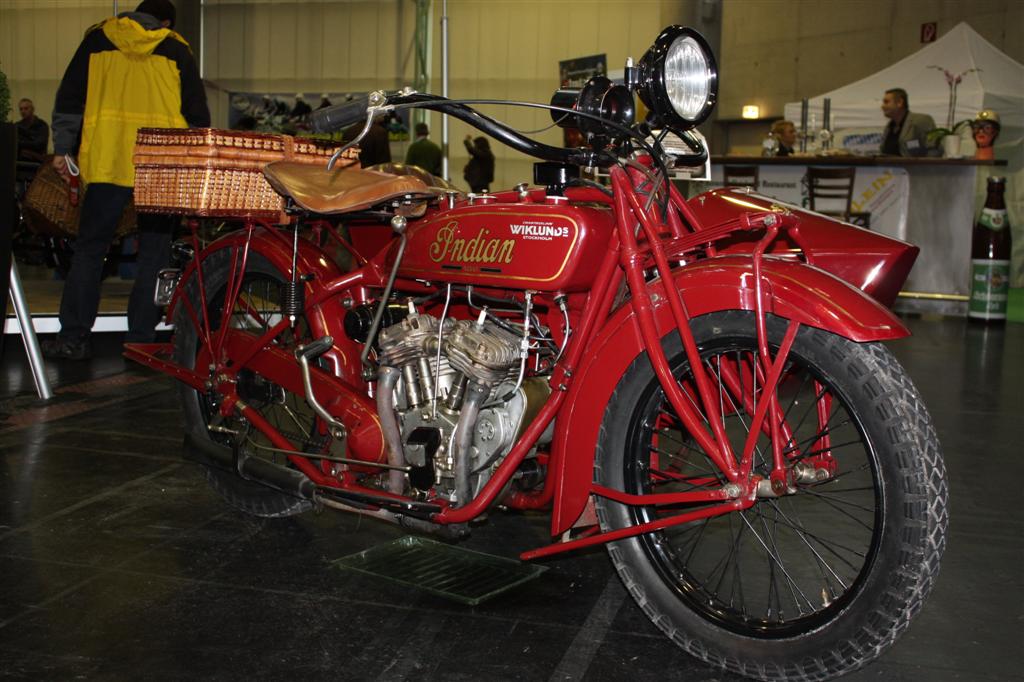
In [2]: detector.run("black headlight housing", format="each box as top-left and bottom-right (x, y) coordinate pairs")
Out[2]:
(634, 25), (718, 131)
(550, 75), (635, 139)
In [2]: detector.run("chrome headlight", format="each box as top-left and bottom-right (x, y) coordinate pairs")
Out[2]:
(636, 26), (717, 130)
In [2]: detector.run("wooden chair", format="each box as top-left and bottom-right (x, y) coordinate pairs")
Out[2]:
(806, 166), (856, 222)
(722, 165), (759, 189)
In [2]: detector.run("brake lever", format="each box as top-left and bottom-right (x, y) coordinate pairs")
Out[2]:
(326, 90), (392, 170)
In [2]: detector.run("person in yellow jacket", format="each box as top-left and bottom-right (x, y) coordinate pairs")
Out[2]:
(44, 0), (209, 360)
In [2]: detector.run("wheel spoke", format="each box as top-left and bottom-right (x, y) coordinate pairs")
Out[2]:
(813, 461), (872, 483)
(762, 500), (852, 589)
(780, 386), (831, 453)
(738, 510), (815, 613)
(706, 355), (770, 472)
(798, 488), (875, 513)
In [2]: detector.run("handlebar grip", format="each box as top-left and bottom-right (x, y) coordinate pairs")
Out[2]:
(308, 97), (371, 134)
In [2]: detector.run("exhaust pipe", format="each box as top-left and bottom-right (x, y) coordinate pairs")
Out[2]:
(453, 381), (489, 507)
(186, 433), (470, 539)
(184, 432), (316, 500)
(376, 365), (408, 494)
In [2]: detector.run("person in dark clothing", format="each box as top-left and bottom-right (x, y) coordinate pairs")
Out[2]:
(16, 98), (49, 162)
(463, 135), (494, 193)
(344, 114), (391, 168)
(43, 0), (210, 360)
(405, 122), (442, 176)
(290, 93), (312, 118)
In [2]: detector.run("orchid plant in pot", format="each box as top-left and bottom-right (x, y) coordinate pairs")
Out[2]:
(926, 64), (980, 157)
(926, 120), (974, 158)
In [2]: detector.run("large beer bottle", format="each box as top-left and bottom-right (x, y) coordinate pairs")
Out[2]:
(968, 176), (1012, 323)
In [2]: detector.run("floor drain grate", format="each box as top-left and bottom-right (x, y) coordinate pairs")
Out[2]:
(334, 536), (547, 606)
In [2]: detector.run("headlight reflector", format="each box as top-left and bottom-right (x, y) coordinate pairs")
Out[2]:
(665, 36), (712, 121)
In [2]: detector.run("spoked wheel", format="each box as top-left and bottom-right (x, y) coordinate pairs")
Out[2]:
(595, 311), (948, 681)
(174, 248), (324, 518)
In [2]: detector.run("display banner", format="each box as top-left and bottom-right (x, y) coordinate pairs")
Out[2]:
(834, 128), (884, 155)
(228, 92), (410, 141)
(708, 165), (910, 238)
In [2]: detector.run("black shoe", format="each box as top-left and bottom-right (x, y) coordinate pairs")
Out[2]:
(41, 337), (92, 361)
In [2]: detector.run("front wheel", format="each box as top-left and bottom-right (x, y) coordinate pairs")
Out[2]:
(594, 311), (948, 681)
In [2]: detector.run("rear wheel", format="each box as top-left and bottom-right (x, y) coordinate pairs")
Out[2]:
(595, 311), (947, 681)
(174, 248), (322, 518)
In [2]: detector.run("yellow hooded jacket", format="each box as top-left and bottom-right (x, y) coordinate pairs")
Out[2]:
(53, 14), (210, 187)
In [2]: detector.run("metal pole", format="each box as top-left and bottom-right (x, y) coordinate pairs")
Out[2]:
(440, 0), (450, 181)
(9, 261), (53, 400)
(199, 0), (206, 78)
(799, 98), (809, 153)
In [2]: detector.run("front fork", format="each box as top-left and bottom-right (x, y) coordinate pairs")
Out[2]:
(609, 167), (833, 500)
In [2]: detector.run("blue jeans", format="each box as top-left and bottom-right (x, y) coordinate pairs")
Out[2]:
(58, 183), (174, 343)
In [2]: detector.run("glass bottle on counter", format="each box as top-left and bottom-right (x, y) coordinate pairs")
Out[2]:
(968, 176), (1012, 323)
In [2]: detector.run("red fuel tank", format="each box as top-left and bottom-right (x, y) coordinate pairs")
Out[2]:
(392, 202), (615, 292)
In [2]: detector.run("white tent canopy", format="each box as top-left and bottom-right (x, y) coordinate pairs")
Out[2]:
(783, 23), (1024, 139)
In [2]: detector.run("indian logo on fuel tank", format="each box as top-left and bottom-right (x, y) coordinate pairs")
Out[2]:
(429, 221), (516, 264)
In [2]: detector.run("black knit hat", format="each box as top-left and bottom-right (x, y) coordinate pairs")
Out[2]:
(135, 0), (176, 28)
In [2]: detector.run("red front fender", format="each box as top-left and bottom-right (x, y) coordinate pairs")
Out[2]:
(548, 255), (909, 536)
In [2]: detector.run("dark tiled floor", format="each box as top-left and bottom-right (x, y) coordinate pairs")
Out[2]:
(1, 321), (1021, 681)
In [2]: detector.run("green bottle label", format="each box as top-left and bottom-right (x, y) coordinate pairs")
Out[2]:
(978, 208), (1008, 231)
(968, 258), (1010, 319)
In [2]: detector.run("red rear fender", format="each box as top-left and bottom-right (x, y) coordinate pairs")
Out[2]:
(167, 226), (369, 385)
(168, 226), (346, 322)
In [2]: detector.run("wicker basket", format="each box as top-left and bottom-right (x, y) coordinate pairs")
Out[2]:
(133, 128), (360, 220)
(22, 160), (136, 238)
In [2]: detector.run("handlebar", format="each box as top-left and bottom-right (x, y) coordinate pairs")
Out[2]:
(391, 93), (615, 168)
(309, 95), (372, 134)
(311, 90), (708, 170)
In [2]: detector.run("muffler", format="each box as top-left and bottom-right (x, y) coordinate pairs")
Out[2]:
(184, 432), (316, 500)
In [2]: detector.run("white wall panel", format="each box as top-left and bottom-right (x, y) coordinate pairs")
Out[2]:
(320, 3), (350, 86)
(294, 2), (325, 83)
(0, 1), (110, 140)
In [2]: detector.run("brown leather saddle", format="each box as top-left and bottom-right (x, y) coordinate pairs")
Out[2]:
(263, 161), (447, 216)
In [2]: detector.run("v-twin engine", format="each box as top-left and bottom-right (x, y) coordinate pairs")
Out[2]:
(374, 306), (547, 505)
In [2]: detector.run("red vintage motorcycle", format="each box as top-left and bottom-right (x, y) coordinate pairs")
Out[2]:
(127, 26), (947, 681)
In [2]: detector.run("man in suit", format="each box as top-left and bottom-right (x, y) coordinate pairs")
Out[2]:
(880, 88), (934, 157)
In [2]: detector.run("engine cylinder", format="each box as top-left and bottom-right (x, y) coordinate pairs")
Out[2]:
(443, 319), (521, 386)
